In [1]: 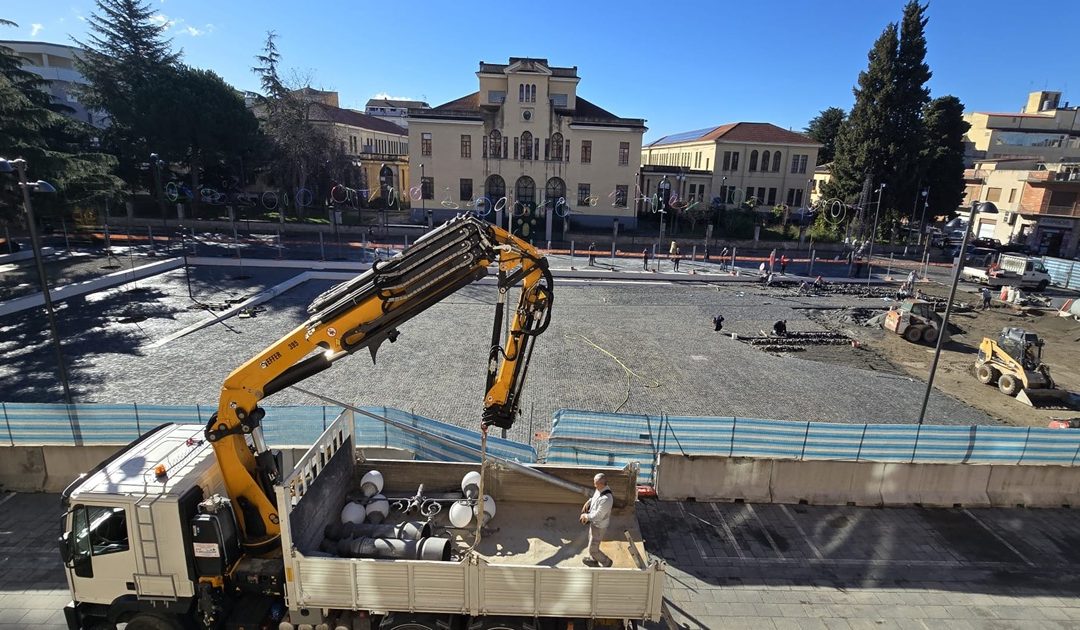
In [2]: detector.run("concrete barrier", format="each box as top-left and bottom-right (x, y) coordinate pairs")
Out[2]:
(879, 462), (992, 507)
(42, 445), (127, 493)
(986, 464), (1080, 507)
(655, 453), (773, 502)
(770, 460), (885, 506)
(0, 447), (47, 491)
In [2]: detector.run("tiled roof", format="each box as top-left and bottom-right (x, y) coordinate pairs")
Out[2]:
(647, 122), (818, 147)
(307, 103), (407, 135)
(479, 58), (579, 78)
(431, 92), (481, 112)
(366, 97), (430, 109)
(416, 92), (643, 128)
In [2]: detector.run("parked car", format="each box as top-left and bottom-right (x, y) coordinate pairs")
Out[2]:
(970, 237), (1003, 250)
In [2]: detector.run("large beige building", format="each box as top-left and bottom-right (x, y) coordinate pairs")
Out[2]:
(407, 57), (646, 238)
(640, 123), (820, 212)
(963, 158), (1080, 258)
(964, 91), (1080, 165)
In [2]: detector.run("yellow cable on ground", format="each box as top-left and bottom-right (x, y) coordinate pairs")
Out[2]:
(564, 333), (661, 413)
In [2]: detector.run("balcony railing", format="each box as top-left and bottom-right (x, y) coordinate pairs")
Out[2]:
(1044, 203), (1080, 217)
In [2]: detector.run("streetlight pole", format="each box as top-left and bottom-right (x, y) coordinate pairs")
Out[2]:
(917, 201), (998, 424)
(866, 183), (886, 285)
(421, 163), (430, 230)
(917, 187), (931, 246)
(2, 158), (80, 440)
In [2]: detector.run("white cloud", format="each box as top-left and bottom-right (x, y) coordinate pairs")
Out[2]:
(372, 92), (418, 101)
(30, 23), (44, 37)
(149, 13), (175, 28)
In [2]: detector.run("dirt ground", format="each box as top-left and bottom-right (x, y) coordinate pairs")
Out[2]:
(804, 285), (1080, 428)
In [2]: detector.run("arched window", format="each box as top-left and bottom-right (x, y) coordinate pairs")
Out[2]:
(545, 177), (566, 204)
(519, 84), (525, 103)
(489, 130), (502, 159)
(485, 174), (506, 201)
(520, 131), (533, 160)
(530, 84), (536, 103)
(761, 151), (770, 173)
(515, 176), (536, 208)
(772, 151), (782, 172)
(550, 133), (564, 161)
(749, 150), (759, 172)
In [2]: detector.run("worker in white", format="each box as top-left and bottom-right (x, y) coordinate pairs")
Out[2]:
(579, 472), (614, 567)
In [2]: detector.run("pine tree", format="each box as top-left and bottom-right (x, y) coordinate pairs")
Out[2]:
(804, 107), (846, 164)
(824, 23), (900, 211)
(921, 96), (970, 223)
(893, 0), (932, 218)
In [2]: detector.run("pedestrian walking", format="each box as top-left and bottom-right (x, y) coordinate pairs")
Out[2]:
(669, 240), (678, 256)
(672, 247), (681, 272)
(712, 313), (725, 331)
(779, 255), (789, 274)
(580, 473), (614, 567)
(981, 286), (992, 310)
(907, 270), (917, 287)
(642, 248), (649, 270)
(588, 242), (596, 266)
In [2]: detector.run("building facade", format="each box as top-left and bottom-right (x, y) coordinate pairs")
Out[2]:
(964, 91), (1080, 165)
(407, 57), (646, 237)
(365, 98), (430, 129)
(640, 123), (820, 214)
(963, 158), (1080, 258)
(0, 39), (104, 127)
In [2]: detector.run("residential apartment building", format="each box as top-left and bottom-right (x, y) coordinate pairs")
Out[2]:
(290, 89), (412, 203)
(964, 91), (1080, 165)
(407, 57), (646, 237)
(963, 158), (1080, 258)
(640, 123), (820, 213)
(0, 39), (104, 127)
(365, 97), (430, 128)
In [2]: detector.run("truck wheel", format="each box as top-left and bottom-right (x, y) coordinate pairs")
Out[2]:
(123, 614), (184, 630)
(1036, 280), (1049, 292)
(998, 374), (1021, 397)
(921, 326), (939, 344)
(468, 617), (535, 630)
(976, 364), (999, 384)
(903, 326), (923, 343)
(380, 613), (450, 630)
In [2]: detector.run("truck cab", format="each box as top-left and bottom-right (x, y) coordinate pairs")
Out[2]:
(998, 254), (1052, 291)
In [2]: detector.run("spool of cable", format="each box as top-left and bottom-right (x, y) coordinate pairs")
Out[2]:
(340, 501), (366, 525)
(474, 495), (496, 525)
(360, 470), (384, 497)
(365, 494), (389, 524)
(460, 471), (481, 499)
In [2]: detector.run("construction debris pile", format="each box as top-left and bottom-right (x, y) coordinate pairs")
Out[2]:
(736, 330), (853, 353)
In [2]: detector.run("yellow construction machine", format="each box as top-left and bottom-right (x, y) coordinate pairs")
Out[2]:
(883, 299), (947, 344)
(974, 327), (1076, 408)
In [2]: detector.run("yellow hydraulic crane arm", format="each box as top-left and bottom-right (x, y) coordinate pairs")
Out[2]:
(204, 216), (553, 549)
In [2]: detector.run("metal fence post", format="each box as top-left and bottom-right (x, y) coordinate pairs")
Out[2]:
(856, 424), (868, 461)
(319, 231), (325, 261)
(808, 248), (815, 278)
(728, 417), (737, 457)
(799, 421), (811, 460)
(133, 402), (141, 435)
(910, 423), (922, 463)
(2, 402), (12, 446)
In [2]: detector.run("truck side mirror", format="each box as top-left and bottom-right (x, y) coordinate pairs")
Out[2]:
(58, 531), (72, 565)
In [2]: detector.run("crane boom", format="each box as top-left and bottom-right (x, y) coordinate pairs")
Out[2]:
(203, 216), (553, 549)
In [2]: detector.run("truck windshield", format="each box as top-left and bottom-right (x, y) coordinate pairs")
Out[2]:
(1034, 262), (1048, 273)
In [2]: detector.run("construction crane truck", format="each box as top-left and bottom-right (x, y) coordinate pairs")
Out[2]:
(57, 216), (665, 630)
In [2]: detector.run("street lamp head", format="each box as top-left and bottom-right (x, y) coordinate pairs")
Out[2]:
(974, 201), (998, 214)
(33, 180), (57, 194)
(0, 159), (12, 173)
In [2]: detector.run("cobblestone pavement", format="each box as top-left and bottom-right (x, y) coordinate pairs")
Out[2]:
(0, 266), (992, 444)
(4, 492), (1079, 629)
(637, 499), (1080, 629)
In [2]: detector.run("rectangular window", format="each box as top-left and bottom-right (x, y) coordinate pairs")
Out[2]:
(757, 187), (766, 204)
(790, 154), (808, 174)
(513, 137), (519, 160)
(488, 90), (505, 104)
(565, 140), (570, 162)
(421, 177), (434, 200)
(550, 93), (568, 108)
(795, 189), (804, 206)
(619, 142), (630, 166)
(421, 132), (432, 156)
(730, 152), (739, 171)
(986, 187), (1002, 202)
(459, 178), (473, 201)
(460, 134), (471, 159)
(767, 188), (777, 205)
(785, 189), (805, 206)
(722, 152), (730, 171)
(614, 185), (628, 207)
(1008, 188), (1016, 203)
(581, 140), (592, 164)
(577, 183), (591, 206)
(705, 157), (710, 170)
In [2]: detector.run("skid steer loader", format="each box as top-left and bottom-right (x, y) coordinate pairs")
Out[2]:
(883, 299), (947, 344)
(974, 327), (1078, 409)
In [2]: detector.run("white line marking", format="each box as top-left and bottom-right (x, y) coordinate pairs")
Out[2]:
(779, 503), (824, 559)
(961, 508), (1035, 567)
(0, 492), (17, 508)
(710, 503), (746, 559)
(677, 503), (711, 560)
(746, 503), (786, 559)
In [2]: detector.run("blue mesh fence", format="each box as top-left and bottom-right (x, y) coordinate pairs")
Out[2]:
(547, 410), (1080, 483)
(1042, 256), (1080, 291)
(0, 403), (535, 463)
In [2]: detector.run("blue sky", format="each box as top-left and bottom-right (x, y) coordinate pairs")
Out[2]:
(4, 0), (1078, 142)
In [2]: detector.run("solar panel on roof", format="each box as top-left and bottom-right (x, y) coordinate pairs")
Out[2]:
(651, 127), (716, 145)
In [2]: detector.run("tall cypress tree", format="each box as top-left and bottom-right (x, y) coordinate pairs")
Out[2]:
(824, 23), (900, 211)
(921, 96), (970, 223)
(804, 107), (846, 165)
(893, 0), (932, 219)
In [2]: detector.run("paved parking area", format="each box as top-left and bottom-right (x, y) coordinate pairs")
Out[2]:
(637, 499), (1080, 629)
(4, 492), (1080, 628)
